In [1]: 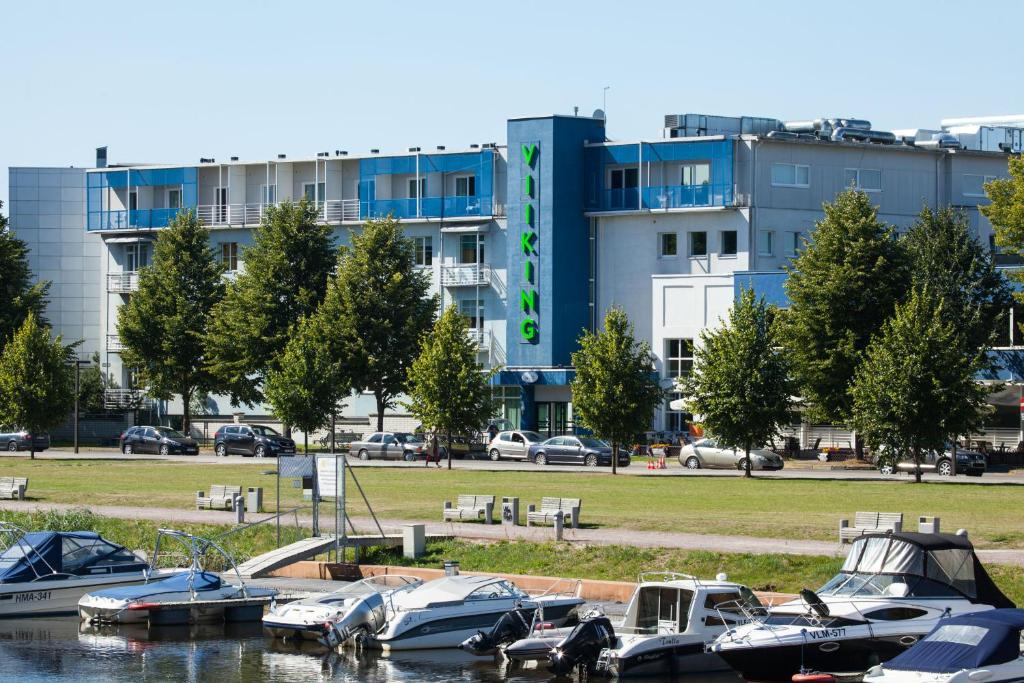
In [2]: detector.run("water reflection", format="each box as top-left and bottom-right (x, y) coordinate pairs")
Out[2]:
(0, 618), (744, 683)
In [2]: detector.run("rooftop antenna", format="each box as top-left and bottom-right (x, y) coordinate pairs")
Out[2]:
(603, 86), (610, 116)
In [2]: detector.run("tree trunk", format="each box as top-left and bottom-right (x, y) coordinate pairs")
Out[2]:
(446, 430), (452, 471)
(29, 441), (34, 461)
(744, 444), (752, 478)
(375, 392), (386, 433)
(854, 433), (865, 461)
(182, 385), (191, 438)
(611, 442), (618, 475)
(951, 438), (957, 477)
(913, 445), (922, 484)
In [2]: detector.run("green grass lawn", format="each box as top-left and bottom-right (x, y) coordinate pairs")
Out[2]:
(3, 458), (1024, 547)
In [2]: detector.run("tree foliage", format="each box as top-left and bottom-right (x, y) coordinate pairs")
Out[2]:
(117, 210), (224, 433)
(984, 155), (1024, 258)
(0, 201), (50, 349)
(851, 288), (989, 482)
(570, 307), (663, 475)
(404, 305), (495, 470)
(77, 351), (118, 414)
(323, 216), (437, 432)
(0, 313), (74, 458)
(782, 189), (908, 429)
(684, 289), (793, 477)
(205, 200), (335, 407)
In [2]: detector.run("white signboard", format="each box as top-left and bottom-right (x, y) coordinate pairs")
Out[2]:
(315, 454), (345, 501)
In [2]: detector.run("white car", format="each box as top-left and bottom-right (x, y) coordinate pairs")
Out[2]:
(487, 430), (545, 461)
(677, 438), (784, 470)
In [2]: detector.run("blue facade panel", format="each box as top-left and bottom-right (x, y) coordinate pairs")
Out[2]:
(86, 167), (197, 231)
(734, 271), (790, 308)
(358, 150), (496, 220)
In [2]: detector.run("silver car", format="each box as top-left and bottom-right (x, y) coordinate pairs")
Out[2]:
(677, 438), (784, 471)
(349, 432), (431, 461)
(487, 430), (545, 461)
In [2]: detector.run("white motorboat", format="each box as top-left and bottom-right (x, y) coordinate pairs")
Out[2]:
(863, 609), (1024, 683)
(332, 573), (584, 651)
(78, 529), (276, 624)
(711, 532), (1014, 681)
(263, 574), (422, 641)
(0, 522), (160, 617)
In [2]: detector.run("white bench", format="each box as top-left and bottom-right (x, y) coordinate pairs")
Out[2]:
(0, 477), (28, 500)
(527, 497), (581, 529)
(839, 511), (903, 543)
(443, 495), (495, 524)
(196, 484), (242, 511)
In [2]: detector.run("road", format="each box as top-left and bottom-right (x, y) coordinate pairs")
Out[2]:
(6, 447), (1024, 484)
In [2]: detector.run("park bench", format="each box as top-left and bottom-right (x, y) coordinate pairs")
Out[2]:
(527, 497), (581, 529)
(0, 477), (28, 500)
(839, 511), (903, 543)
(442, 495), (495, 524)
(196, 484), (242, 511)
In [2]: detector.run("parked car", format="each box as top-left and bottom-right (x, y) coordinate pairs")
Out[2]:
(213, 424), (295, 458)
(0, 428), (50, 453)
(349, 432), (439, 461)
(487, 430), (545, 461)
(120, 426), (199, 455)
(677, 438), (785, 471)
(527, 436), (631, 467)
(878, 446), (986, 477)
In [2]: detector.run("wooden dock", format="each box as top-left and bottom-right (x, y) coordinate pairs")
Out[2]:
(236, 534), (442, 578)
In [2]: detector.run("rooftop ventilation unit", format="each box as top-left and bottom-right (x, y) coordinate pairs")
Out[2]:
(664, 113), (783, 138)
(95, 146), (108, 168)
(470, 144), (480, 149)
(370, 149), (380, 154)
(277, 154), (286, 159)
(199, 157), (215, 164)
(335, 150), (347, 156)
(409, 147), (421, 152)
(230, 156), (239, 161)
(436, 145), (446, 151)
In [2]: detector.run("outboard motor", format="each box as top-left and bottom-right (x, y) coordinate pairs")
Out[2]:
(318, 592), (387, 650)
(548, 615), (616, 676)
(460, 608), (533, 656)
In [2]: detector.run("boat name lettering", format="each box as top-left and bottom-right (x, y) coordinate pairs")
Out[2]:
(15, 591), (51, 603)
(807, 628), (845, 640)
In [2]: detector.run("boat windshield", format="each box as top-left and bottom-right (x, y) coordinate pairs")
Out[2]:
(818, 572), (964, 599)
(0, 542), (30, 573)
(466, 580), (526, 601)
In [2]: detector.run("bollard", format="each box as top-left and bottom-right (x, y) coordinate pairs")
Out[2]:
(919, 516), (940, 534)
(444, 560), (460, 576)
(527, 504), (536, 527)
(484, 501), (494, 525)
(233, 495), (244, 524)
(403, 524), (426, 559)
(554, 510), (564, 541)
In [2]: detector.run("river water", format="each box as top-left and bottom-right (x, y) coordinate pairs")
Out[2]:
(1, 617), (745, 683)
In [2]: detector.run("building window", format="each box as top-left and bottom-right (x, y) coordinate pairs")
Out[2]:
(125, 243), (149, 272)
(260, 184), (277, 204)
(665, 339), (694, 378)
(690, 231), (708, 257)
(659, 232), (678, 258)
(964, 174), (996, 198)
(459, 298), (484, 329)
(167, 188), (182, 209)
(221, 242), (239, 272)
(413, 236), (433, 267)
(302, 182), (325, 203)
(610, 167), (639, 189)
(758, 230), (774, 256)
(455, 175), (476, 197)
(680, 162), (710, 186)
(789, 231), (803, 257)
(459, 234), (484, 264)
(408, 177), (427, 198)
(721, 230), (738, 256)
(665, 391), (687, 431)
(128, 190), (138, 211)
(771, 163), (810, 188)
(492, 386), (521, 430)
(844, 168), (882, 192)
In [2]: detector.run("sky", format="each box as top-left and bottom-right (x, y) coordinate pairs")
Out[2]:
(3, 0), (1022, 208)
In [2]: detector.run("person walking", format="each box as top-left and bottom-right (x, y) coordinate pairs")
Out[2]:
(486, 423), (498, 443)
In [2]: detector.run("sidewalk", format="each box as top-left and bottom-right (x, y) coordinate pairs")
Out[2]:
(3, 499), (1022, 566)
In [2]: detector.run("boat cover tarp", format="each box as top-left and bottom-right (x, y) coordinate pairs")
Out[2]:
(842, 532), (1014, 608)
(0, 531), (132, 583)
(395, 575), (515, 609)
(86, 570), (222, 601)
(886, 609), (1024, 673)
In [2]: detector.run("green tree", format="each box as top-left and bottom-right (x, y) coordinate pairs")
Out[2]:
(984, 155), (1024, 257)
(205, 200), (335, 407)
(77, 351), (118, 414)
(0, 313), (74, 459)
(570, 307), (663, 475)
(782, 189), (908, 456)
(264, 314), (350, 454)
(851, 288), (989, 483)
(323, 216), (436, 432)
(405, 306), (495, 470)
(117, 210), (225, 435)
(684, 289), (793, 478)
(0, 201), (50, 348)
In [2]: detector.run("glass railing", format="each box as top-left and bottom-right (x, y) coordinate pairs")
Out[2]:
(362, 195), (493, 220)
(590, 183), (733, 212)
(87, 208), (183, 231)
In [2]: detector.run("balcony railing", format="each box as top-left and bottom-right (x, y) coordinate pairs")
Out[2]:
(106, 272), (139, 293)
(106, 334), (124, 352)
(103, 389), (153, 410)
(364, 195), (495, 220)
(467, 328), (489, 350)
(440, 264), (491, 287)
(591, 183), (734, 212)
(195, 200), (361, 227)
(87, 208), (182, 231)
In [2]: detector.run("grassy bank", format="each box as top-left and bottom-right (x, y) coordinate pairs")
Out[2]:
(3, 459), (1024, 547)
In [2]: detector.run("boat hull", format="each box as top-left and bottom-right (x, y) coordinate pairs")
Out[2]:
(717, 634), (914, 681)
(599, 640), (729, 678)
(0, 574), (155, 618)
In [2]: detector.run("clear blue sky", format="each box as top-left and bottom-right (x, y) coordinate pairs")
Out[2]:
(3, 0), (1021, 208)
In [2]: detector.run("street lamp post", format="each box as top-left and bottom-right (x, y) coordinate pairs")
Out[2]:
(70, 358), (90, 454)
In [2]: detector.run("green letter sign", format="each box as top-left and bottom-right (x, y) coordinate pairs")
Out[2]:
(520, 143), (540, 342)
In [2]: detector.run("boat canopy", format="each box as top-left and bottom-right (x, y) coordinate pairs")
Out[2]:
(395, 576), (524, 609)
(0, 531), (144, 583)
(839, 532), (1013, 607)
(85, 570), (222, 601)
(885, 608), (1024, 673)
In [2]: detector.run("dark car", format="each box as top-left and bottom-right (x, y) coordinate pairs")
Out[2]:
(527, 435), (631, 467)
(880, 446), (986, 477)
(213, 424), (295, 458)
(120, 426), (199, 455)
(0, 428), (50, 453)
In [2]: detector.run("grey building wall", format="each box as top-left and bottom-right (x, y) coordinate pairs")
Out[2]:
(7, 167), (101, 360)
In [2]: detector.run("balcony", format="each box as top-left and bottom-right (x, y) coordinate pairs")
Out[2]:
(196, 200), (360, 227)
(364, 195), (495, 220)
(106, 272), (139, 294)
(106, 334), (124, 352)
(592, 183), (733, 212)
(88, 208), (183, 231)
(103, 389), (154, 410)
(467, 329), (490, 350)
(440, 264), (491, 287)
